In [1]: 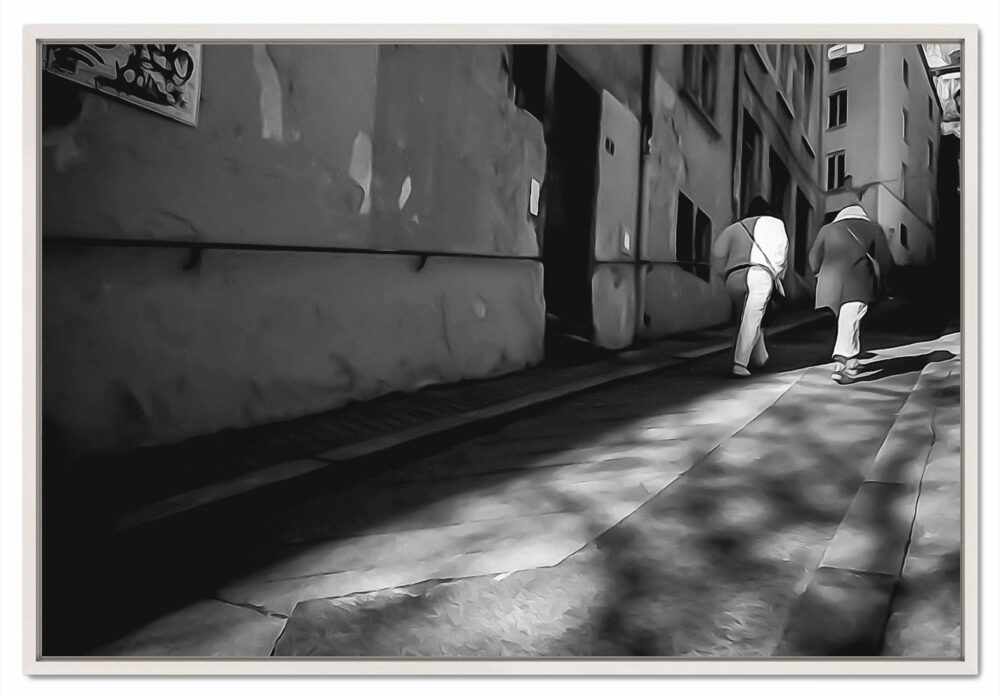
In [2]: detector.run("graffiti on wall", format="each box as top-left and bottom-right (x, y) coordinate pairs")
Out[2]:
(43, 44), (202, 126)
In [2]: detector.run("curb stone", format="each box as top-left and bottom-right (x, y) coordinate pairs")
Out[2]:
(775, 355), (954, 656)
(115, 314), (823, 533)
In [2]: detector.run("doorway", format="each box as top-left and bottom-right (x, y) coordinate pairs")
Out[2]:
(540, 55), (601, 346)
(768, 149), (791, 223)
(794, 187), (813, 276)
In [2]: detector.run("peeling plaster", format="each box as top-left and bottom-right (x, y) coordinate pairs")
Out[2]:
(398, 175), (412, 209)
(348, 131), (373, 216)
(45, 130), (86, 172)
(252, 45), (285, 143)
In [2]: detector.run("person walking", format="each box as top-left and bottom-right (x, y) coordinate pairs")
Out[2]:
(808, 203), (894, 382)
(711, 196), (789, 377)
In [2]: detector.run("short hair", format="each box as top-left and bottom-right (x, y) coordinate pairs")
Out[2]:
(745, 196), (772, 218)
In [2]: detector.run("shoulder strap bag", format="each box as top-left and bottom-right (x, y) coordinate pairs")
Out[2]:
(843, 225), (882, 289)
(739, 220), (786, 297)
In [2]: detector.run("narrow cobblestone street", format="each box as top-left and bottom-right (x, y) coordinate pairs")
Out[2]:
(84, 310), (962, 659)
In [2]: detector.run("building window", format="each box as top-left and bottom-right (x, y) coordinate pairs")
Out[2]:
(903, 58), (909, 87)
(901, 162), (907, 198)
(928, 95), (934, 120)
(780, 44), (794, 96)
(683, 44), (719, 120)
(828, 90), (847, 129)
(740, 111), (764, 214)
(826, 151), (846, 191)
(900, 222), (909, 249)
(829, 55), (847, 71)
(803, 51), (815, 123)
(676, 192), (712, 281)
(928, 139), (934, 167)
(902, 108), (909, 143)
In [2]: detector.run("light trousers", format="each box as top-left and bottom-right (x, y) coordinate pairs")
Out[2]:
(833, 301), (869, 360)
(734, 267), (773, 368)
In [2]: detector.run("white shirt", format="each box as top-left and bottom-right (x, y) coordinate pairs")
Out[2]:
(749, 215), (788, 280)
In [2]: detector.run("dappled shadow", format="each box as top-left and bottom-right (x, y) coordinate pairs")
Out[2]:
(274, 351), (932, 657)
(45, 313), (951, 655)
(585, 380), (912, 656)
(881, 549), (961, 657)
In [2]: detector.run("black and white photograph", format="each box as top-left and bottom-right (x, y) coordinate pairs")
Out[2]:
(22, 26), (979, 674)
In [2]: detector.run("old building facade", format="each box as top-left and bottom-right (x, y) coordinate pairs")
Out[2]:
(822, 43), (942, 267)
(42, 42), (923, 456)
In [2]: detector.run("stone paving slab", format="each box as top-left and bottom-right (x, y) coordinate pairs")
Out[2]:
(97, 599), (286, 657)
(271, 337), (930, 657)
(273, 554), (610, 657)
(776, 339), (960, 657)
(214, 370), (807, 617)
(80, 321), (954, 658)
(372, 373), (802, 485)
(266, 466), (686, 545)
(881, 358), (962, 657)
(218, 511), (600, 615)
(819, 481), (920, 577)
(774, 567), (897, 656)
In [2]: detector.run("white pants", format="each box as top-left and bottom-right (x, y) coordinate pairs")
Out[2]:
(734, 267), (773, 368)
(833, 301), (869, 360)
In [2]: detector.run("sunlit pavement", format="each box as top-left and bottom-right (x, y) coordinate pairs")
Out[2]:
(94, 318), (962, 657)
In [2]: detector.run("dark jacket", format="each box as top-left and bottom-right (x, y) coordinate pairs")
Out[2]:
(809, 216), (894, 312)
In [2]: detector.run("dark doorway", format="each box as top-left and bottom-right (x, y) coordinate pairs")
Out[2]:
(794, 188), (813, 276)
(935, 132), (960, 317)
(740, 111), (763, 215)
(769, 149), (791, 223)
(510, 45), (547, 122)
(541, 55), (601, 344)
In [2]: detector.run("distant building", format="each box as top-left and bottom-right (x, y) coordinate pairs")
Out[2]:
(821, 43), (942, 267)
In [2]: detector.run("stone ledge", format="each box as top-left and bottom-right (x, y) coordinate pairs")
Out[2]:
(775, 566), (896, 656)
(819, 480), (920, 577)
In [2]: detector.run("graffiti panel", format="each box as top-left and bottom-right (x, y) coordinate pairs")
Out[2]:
(43, 44), (202, 126)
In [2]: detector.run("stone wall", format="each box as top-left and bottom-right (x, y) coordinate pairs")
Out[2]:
(42, 44), (546, 455)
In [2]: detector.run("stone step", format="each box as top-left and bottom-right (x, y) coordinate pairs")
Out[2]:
(774, 345), (960, 656)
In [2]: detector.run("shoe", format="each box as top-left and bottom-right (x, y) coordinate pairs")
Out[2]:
(830, 362), (845, 381)
(732, 365), (751, 377)
(842, 358), (861, 379)
(832, 358), (861, 383)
